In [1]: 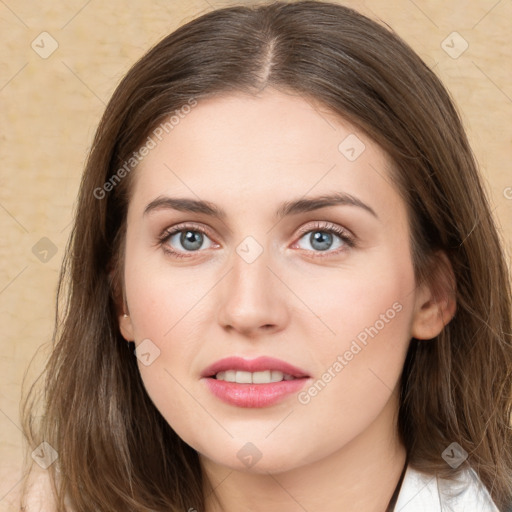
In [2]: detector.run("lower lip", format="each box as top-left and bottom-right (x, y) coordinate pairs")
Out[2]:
(203, 377), (310, 408)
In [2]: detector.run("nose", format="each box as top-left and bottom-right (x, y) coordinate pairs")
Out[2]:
(216, 246), (290, 337)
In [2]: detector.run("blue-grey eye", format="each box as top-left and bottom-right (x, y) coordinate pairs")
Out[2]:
(168, 230), (213, 252)
(181, 230), (203, 251)
(310, 231), (333, 251)
(296, 230), (347, 252)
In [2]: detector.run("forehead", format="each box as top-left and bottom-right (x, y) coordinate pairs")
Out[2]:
(128, 88), (401, 223)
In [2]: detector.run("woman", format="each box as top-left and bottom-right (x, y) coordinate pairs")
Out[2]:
(21, 1), (512, 510)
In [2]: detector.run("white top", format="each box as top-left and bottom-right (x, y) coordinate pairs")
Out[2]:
(395, 465), (500, 511)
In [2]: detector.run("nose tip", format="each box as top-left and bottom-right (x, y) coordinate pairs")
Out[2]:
(216, 254), (289, 337)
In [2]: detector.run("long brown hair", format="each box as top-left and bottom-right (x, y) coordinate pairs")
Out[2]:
(21, 1), (512, 510)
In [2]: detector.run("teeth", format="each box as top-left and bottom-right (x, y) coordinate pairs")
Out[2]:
(253, 370), (271, 383)
(270, 370), (284, 383)
(236, 370), (252, 384)
(214, 370), (296, 383)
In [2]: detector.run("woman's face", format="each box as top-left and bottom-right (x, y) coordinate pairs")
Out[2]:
(118, 88), (434, 474)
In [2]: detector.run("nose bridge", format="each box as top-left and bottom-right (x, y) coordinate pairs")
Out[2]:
(232, 241), (270, 301)
(216, 234), (288, 334)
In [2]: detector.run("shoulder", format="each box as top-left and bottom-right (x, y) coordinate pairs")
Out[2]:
(394, 465), (499, 511)
(20, 465), (74, 512)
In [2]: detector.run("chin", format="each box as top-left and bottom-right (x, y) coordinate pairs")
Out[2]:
(197, 436), (319, 476)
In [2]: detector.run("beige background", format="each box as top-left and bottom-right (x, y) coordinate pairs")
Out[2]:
(0, 0), (511, 509)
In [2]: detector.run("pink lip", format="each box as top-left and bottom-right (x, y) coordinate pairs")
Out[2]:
(201, 356), (311, 408)
(201, 356), (310, 378)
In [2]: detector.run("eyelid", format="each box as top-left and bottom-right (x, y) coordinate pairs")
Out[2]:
(295, 220), (354, 240)
(159, 221), (213, 239)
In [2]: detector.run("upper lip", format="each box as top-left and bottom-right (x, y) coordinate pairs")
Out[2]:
(201, 356), (310, 378)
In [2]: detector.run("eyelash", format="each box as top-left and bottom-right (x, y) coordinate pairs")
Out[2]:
(157, 221), (356, 259)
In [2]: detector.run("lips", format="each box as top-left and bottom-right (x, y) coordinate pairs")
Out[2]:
(201, 356), (310, 379)
(201, 356), (311, 408)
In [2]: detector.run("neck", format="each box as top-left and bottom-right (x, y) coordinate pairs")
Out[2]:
(201, 391), (406, 512)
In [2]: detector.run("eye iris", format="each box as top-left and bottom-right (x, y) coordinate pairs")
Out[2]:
(180, 230), (203, 251)
(310, 231), (332, 251)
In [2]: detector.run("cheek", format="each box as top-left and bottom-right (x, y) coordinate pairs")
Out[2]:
(122, 244), (218, 435)
(294, 253), (415, 433)
(123, 241), (211, 341)
(296, 250), (415, 357)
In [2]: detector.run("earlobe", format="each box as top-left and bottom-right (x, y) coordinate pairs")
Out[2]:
(119, 312), (135, 342)
(108, 263), (133, 341)
(411, 292), (456, 340)
(411, 251), (457, 340)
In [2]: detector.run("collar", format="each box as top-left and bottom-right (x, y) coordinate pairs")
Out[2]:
(394, 465), (499, 511)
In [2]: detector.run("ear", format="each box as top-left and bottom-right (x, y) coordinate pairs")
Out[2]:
(118, 311), (135, 342)
(411, 251), (457, 340)
(108, 264), (135, 342)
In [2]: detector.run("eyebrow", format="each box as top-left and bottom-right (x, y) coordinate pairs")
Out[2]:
(143, 192), (378, 220)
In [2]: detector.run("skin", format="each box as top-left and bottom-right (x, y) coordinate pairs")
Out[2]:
(118, 88), (455, 512)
